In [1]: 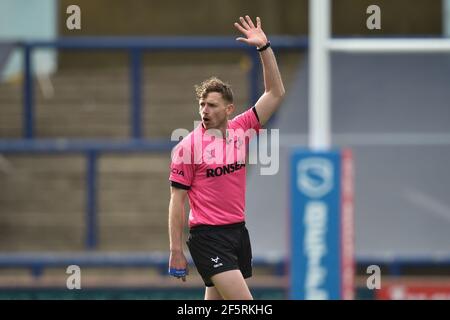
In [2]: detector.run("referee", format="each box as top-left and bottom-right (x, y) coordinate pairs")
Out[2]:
(168, 16), (285, 300)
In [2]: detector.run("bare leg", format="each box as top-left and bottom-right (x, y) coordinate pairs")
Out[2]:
(204, 286), (224, 300)
(210, 270), (253, 300)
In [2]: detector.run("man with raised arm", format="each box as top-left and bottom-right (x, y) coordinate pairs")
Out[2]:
(168, 15), (285, 300)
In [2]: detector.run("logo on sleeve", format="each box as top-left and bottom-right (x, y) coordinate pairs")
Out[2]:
(171, 168), (184, 177)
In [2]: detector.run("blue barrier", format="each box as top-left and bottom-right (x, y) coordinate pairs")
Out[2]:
(357, 255), (450, 276)
(2, 36), (448, 277)
(0, 252), (286, 279)
(0, 252), (448, 279)
(0, 252), (170, 277)
(14, 36), (308, 139)
(0, 139), (176, 153)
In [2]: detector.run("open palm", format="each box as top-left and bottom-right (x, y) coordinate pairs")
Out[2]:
(234, 16), (268, 48)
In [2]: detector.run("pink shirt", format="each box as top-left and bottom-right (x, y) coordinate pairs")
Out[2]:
(169, 107), (261, 228)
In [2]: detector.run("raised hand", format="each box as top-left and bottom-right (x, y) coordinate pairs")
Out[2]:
(234, 16), (268, 49)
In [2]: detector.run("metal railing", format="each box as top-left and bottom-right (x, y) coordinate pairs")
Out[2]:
(17, 36), (308, 139)
(0, 36), (307, 250)
(1, 36), (448, 279)
(0, 252), (287, 278)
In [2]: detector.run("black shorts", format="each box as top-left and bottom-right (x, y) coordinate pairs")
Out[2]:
(186, 221), (252, 287)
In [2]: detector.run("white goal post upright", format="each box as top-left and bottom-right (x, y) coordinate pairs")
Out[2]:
(309, 0), (331, 150)
(445, 0), (450, 36)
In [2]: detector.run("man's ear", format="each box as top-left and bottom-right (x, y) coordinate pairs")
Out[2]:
(226, 104), (235, 116)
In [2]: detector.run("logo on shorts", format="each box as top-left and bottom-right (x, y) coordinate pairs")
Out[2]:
(211, 256), (223, 268)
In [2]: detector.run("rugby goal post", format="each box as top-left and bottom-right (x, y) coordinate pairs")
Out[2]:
(290, 0), (450, 300)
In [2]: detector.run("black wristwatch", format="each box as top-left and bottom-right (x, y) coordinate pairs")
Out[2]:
(257, 41), (271, 52)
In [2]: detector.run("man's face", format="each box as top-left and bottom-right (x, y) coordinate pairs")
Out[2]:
(198, 92), (234, 130)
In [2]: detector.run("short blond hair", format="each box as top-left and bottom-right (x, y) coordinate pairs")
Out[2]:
(195, 77), (234, 103)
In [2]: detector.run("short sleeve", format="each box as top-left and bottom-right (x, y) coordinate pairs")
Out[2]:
(230, 107), (262, 132)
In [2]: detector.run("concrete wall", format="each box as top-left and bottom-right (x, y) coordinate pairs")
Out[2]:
(56, 0), (442, 68)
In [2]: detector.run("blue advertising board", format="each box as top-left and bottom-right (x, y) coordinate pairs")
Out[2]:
(290, 150), (344, 300)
